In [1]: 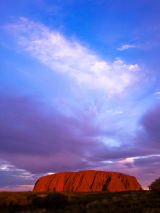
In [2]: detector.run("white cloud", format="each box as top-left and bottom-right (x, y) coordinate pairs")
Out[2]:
(117, 44), (137, 51)
(7, 18), (141, 96)
(118, 154), (160, 165)
(0, 160), (34, 179)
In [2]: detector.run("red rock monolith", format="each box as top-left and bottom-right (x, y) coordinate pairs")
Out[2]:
(33, 170), (142, 192)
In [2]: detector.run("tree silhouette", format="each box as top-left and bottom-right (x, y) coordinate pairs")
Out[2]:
(149, 177), (160, 190)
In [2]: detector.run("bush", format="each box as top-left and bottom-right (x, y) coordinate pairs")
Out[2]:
(32, 192), (68, 210)
(149, 177), (160, 190)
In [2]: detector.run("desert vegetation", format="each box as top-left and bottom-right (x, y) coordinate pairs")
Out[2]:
(0, 190), (159, 213)
(149, 177), (160, 191)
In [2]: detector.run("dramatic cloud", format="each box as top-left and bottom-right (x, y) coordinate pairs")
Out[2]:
(87, 102), (160, 188)
(132, 156), (160, 189)
(0, 94), (160, 189)
(0, 94), (125, 173)
(0, 95), (106, 173)
(136, 102), (160, 151)
(0, 159), (37, 190)
(6, 17), (141, 96)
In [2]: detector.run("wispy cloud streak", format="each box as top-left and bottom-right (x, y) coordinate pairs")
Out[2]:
(7, 17), (141, 96)
(117, 44), (138, 51)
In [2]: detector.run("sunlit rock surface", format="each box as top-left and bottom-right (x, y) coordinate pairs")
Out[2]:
(33, 170), (142, 192)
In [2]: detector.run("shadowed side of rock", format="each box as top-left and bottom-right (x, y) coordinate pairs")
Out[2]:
(33, 170), (142, 192)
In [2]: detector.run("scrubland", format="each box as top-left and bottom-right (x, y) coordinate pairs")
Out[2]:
(0, 190), (159, 213)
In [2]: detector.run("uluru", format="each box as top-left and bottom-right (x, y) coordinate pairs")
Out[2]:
(33, 170), (142, 192)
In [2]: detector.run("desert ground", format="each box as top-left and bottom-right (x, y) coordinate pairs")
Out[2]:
(0, 190), (159, 213)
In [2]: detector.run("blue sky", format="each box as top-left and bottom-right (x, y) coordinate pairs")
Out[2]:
(0, 0), (160, 190)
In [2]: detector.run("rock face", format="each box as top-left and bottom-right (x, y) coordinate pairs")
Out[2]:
(33, 170), (142, 192)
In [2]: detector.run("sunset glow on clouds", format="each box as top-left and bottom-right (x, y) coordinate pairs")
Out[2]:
(0, 0), (160, 190)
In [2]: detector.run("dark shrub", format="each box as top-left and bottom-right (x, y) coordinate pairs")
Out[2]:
(149, 177), (160, 190)
(32, 192), (68, 210)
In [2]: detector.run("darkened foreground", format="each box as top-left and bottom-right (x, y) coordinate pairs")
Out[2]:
(0, 190), (159, 213)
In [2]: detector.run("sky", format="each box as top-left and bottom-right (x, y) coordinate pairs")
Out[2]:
(0, 0), (160, 191)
